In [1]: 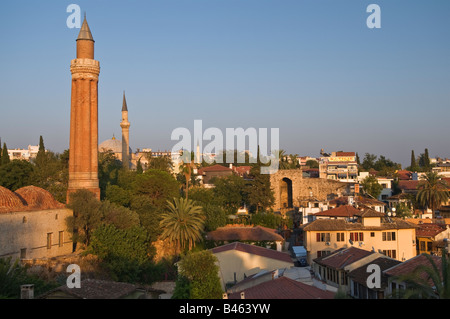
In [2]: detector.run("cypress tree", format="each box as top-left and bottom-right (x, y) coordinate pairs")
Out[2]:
(0, 139), (2, 166)
(424, 148), (430, 170)
(1, 143), (10, 165)
(410, 150), (416, 170)
(35, 135), (46, 167)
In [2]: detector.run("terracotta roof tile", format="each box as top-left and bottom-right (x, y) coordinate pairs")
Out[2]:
(314, 247), (374, 269)
(314, 205), (361, 218)
(206, 226), (284, 242)
(415, 223), (447, 238)
(384, 254), (442, 286)
(227, 276), (335, 299)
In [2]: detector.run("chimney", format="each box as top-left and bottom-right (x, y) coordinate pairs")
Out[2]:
(21, 284), (34, 299)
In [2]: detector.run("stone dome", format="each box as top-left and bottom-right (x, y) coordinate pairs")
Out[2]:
(15, 186), (65, 210)
(0, 186), (27, 212)
(99, 135), (132, 154)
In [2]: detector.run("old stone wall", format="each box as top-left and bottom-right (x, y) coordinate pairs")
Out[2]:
(270, 170), (347, 210)
(0, 208), (74, 260)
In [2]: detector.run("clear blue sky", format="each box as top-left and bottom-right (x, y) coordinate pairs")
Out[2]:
(1, 0), (449, 167)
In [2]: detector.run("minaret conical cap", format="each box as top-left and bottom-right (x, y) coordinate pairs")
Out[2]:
(77, 15), (94, 42)
(122, 91), (128, 112)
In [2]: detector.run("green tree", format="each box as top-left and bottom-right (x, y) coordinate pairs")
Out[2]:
(360, 175), (383, 199)
(418, 148), (431, 171)
(0, 160), (34, 191)
(35, 136), (46, 167)
(416, 171), (450, 214)
(130, 195), (163, 242)
(100, 200), (140, 230)
(361, 153), (377, 171)
(133, 169), (179, 208)
(1, 143), (10, 166)
(212, 174), (246, 213)
(66, 189), (103, 248)
(88, 223), (154, 283)
(410, 150), (417, 171)
(136, 158), (143, 174)
(105, 184), (132, 207)
(251, 212), (291, 229)
(175, 250), (223, 299)
(160, 197), (205, 252)
(98, 150), (123, 199)
(245, 166), (274, 213)
(305, 159), (319, 169)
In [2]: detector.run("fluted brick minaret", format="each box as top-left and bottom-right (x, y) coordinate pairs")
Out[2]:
(67, 16), (101, 201)
(120, 91), (130, 169)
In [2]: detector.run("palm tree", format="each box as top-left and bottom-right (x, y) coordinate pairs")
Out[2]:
(416, 171), (450, 216)
(159, 197), (205, 252)
(179, 160), (195, 200)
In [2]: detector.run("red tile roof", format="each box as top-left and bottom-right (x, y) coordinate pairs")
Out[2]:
(211, 242), (293, 263)
(398, 180), (420, 191)
(416, 223), (447, 238)
(384, 254), (442, 286)
(197, 164), (232, 175)
(227, 276), (335, 299)
(206, 226), (284, 242)
(314, 247), (375, 269)
(396, 170), (413, 180)
(314, 205), (361, 218)
(335, 152), (355, 157)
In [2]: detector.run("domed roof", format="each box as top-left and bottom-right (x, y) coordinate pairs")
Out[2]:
(99, 135), (122, 153)
(99, 135), (132, 154)
(15, 186), (65, 210)
(0, 186), (27, 212)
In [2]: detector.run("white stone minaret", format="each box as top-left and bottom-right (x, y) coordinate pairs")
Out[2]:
(120, 91), (130, 169)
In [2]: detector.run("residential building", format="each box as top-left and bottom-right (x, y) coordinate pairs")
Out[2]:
(312, 246), (387, 294)
(205, 225), (285, 251)
(347, 256), (401, 299)
(0, 186), (73, 260)
(225, 275), (335, 299)
(328, 195), (386, 213)
(302, 208), (417, 264)
(413, 222), (450, 255)
(383, 253), (442, 298)
(211, 242), (294, 290)
(319, 151), (358, 183)
(197, 164), (233, 186)
(7, 145), (39, 161)
(312, 205), (361, 221)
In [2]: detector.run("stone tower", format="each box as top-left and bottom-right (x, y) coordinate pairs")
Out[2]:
(67, 16), (101, 201)
(120, 91), (130, 169)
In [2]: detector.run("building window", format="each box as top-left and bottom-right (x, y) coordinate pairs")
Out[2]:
(20, 248), (27, 259)
(350, 232), (364, 241)
(316, 233), (331, 242)
(382, 231), (396, 241)
(47, 233), (52, 249)
(370, 232), (375, 237)
(22, 216), (27, 223)
(59, 231), (64, 247)
(382, 250), (397, 259)
(336, 232), (345, 242)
